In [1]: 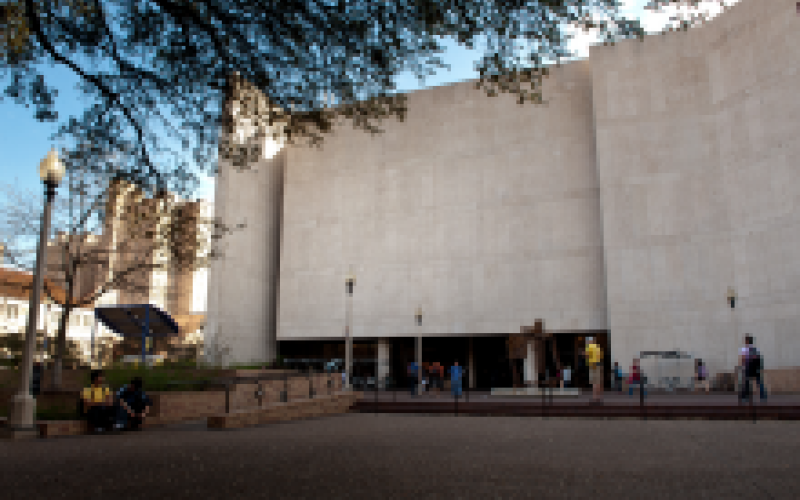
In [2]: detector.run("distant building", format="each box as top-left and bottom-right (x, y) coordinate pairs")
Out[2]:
(1, 180), (213, 364)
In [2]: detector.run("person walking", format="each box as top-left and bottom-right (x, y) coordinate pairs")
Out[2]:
(407, 361), (418, 396)
(449, 361), (464, 398)
(584, 337), (604, 404)
(628, 358), (646, 397)
(739, 335), (767, 402)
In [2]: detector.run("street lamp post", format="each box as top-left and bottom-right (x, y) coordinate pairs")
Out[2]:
(728, 286), (740, 392)
(416, 307), (422, 394)
(345, 269), (355, 391)
(4, 149), (64, 439)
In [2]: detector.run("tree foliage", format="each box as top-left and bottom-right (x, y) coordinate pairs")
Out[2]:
(0, 0), (728, 195)
(0, 167), (238, 387)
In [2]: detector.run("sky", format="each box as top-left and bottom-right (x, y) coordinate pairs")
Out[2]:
(0, 1), (735, 206)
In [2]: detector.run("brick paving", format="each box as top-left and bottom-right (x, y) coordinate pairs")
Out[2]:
(2, 413), (799, 499)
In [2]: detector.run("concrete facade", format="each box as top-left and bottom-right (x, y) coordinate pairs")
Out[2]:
(208, 0), (800, 375)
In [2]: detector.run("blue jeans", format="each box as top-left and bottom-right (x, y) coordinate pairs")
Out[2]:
(628, 383), (646, 397)
(451, 380), (462, 398)
(741, 373), (767, 401)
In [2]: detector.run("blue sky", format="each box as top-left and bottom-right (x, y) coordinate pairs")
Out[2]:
(0, 1), (733, 204)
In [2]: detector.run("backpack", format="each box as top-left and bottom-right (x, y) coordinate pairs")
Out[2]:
(746, 347), (763, 375)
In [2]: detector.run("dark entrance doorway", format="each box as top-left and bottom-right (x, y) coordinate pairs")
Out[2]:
(472, 336), (513, 389)
(535, 332), (610, 389)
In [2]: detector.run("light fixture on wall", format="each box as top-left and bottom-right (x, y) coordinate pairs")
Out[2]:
(727, 287), (737, 309)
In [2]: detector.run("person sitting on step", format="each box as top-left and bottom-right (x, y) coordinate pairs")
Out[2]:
(81, 369), (114, 434)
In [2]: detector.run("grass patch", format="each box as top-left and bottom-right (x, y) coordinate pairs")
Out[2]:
(36, 405), (79, 421)
(99, 364), (227, 392)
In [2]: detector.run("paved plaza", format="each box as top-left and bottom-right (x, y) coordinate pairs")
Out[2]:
(2, 413), (799, 499)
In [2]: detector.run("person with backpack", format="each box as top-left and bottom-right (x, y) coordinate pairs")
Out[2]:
(115, 376), (153, 431)
(693, 359), (710, 393)
(739, 335), (767, 402)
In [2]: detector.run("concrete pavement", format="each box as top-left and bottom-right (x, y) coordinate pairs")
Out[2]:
(1, 413), (799, 499)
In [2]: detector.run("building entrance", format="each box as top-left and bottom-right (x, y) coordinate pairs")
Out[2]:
(536, 332), (610, 389)
(472, 336), (514, 389)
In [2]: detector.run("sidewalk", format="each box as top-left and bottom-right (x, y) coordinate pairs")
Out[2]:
(364, 389), (797, 406)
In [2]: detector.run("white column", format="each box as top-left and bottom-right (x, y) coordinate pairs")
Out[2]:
(377, 338), (391, 388)
(528, 340), (537, 385)
(524, 340), (534, 383)
(468, 337), (475, 389)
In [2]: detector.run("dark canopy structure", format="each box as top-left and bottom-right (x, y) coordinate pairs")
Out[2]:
(95, 304), (180, 365)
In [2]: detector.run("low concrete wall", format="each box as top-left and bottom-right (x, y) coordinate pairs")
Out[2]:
(148, 372), (343, 426)
(207, 392), (362, 430)
(763, 368), (800, 394)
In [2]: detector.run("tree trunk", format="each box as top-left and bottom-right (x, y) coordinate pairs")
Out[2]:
(51, 305), (72, 390)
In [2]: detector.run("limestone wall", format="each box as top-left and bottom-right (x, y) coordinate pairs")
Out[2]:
(279, 59), (607, 339)
(206, 141), (284, 364)
(593, 0), (800, 374)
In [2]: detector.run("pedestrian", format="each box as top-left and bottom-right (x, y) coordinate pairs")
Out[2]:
(613, 362), (624, 392)
(407, 361), (418, 396)
(739, 335), (767, 402)
(584, 337), (604, 404)
(628, 358), (646, 397)
(449, 361), (464, 398)
(561, 365), (572, 389)
(693, 359), (710, 393)
(428, 362), (440, 397)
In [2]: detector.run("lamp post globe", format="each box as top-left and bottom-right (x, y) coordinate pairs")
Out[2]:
(39, 149), (66, 186)
(3, 149), (63, 439)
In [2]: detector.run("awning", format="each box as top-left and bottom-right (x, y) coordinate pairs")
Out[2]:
(94, 304), (180, 338)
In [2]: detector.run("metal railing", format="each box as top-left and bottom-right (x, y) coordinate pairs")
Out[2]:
(165, 368), (344, 414)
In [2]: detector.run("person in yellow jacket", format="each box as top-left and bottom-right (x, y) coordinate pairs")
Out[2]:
(81, 369), (114, 433)
(584, 337), (604, 404)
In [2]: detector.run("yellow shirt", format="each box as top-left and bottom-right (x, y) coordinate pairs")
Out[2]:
(585, 343), (603, 367)
(82, 386), (111, 404)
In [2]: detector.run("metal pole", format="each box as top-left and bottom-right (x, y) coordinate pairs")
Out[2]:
(225, 382), (230, 413)
(90, 314), (97, 367)
(345, 295), (352, 391)
(309, 367), (314, 398)
(282, 372), (288, 402)
(540, 373), (546, 419)
(465, 368), (469, 403)
(142, 307), (149, 368)
(8, 180), (56, 435)
(416, 336), (422, 395)
(640, 370), (646, 421)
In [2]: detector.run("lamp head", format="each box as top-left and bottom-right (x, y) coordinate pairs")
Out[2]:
(39, 149), (65, 186)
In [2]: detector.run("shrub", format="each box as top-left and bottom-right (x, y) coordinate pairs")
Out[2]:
(36, 405), (79, 421)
